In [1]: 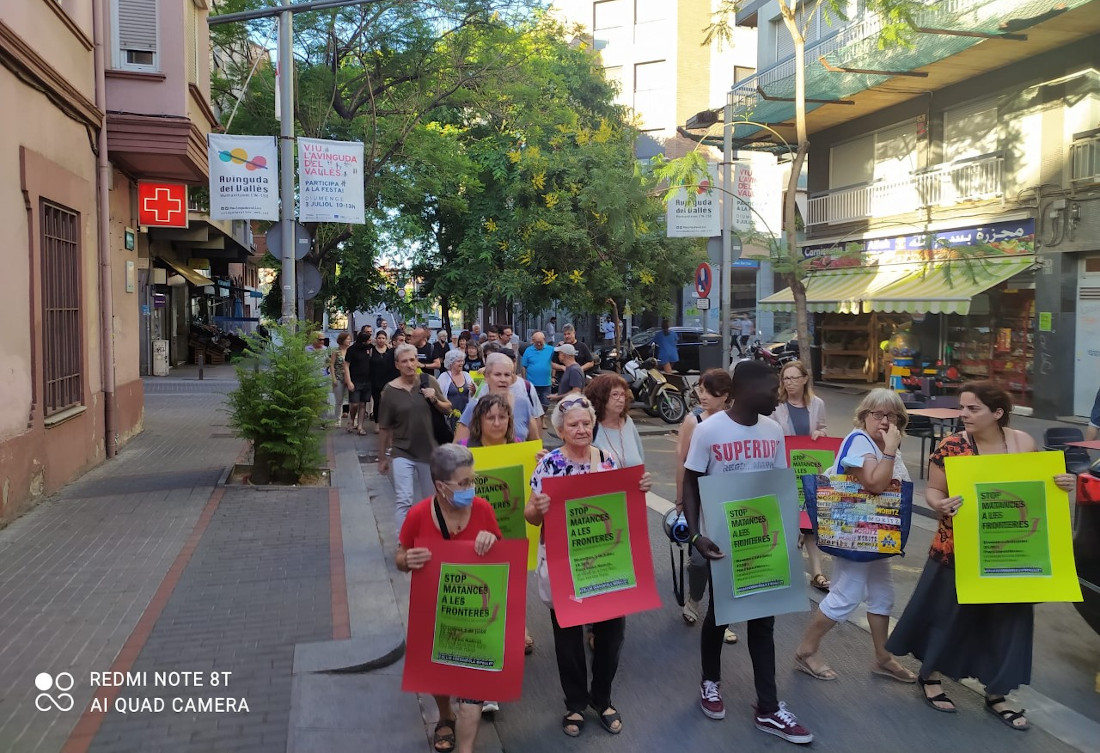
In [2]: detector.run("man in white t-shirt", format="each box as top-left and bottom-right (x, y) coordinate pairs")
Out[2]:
(681, 359), (813, 745)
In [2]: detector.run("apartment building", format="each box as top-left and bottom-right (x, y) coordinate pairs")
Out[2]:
(731, 0), (1100, 420)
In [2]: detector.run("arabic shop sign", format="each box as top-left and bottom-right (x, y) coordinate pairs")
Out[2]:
(802, 219), (1035, 260)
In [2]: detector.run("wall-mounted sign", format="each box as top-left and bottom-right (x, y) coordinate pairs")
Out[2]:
(802, 219), (1036, 261)
(124, 227), (136, 250)
(667, 165), (720, 238)
(153, 292), (167, 308)
(137, 181), (188, 228)
(207, 134), (279, 220)
(125, 260), (136, 293)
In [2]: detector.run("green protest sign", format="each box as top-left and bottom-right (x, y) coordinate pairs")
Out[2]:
(724, 494), (791, 597)
(566, 492), (636, 598)
(790, 449), (835, 505)
(975, 481), (1051, 577)
(432, 563), (509, 671)
(475, 465), (527, 540)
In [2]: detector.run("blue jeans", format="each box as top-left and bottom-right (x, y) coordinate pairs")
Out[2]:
(533, 384), (551, 408)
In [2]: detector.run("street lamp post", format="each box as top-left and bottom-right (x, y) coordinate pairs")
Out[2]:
(720, 92), (735, 366)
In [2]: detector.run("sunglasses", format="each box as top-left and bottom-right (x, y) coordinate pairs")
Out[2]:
(558, 396), (591, 412)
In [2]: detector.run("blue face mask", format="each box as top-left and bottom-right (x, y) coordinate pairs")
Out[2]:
(451, 487), (475, 508)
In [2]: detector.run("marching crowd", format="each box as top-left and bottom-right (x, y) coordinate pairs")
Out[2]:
(314, 322), (1078, 753)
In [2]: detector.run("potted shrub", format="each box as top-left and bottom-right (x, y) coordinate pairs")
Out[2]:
(226, 323), (331, 484)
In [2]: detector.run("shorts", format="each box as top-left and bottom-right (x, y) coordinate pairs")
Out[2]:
(349, 385), (371, 403)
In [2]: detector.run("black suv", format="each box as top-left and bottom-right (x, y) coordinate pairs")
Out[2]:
(628, 327), (721, 374)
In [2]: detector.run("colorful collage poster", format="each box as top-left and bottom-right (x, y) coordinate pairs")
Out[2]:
(700, 468), (808, 625)
(541, 467), (660, 628)
(402, 539), (527, 701)
(802, 475), (912, 559)
(946, 452), (1081, 604)
(470, 441), (541, 569)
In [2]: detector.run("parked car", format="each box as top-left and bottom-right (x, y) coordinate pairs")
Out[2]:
(629, 327), (721, 374)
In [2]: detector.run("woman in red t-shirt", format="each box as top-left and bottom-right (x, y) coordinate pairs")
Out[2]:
(397, 444), (502, 753)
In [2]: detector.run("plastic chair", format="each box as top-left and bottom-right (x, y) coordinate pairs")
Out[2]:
(905, 413), (936, 479)
(1044, 427), (1092, 475)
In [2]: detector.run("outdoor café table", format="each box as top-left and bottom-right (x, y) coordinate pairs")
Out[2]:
(1066, 440), (1100, 451)
(907, 407), (963, 442)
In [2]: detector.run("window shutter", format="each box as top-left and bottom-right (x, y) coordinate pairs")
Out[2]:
(118, 0), (157, 52)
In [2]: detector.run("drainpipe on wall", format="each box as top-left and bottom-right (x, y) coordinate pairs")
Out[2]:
(93, 0), (117, 458)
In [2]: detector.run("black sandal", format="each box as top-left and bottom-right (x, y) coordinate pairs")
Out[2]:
(985, 696), (1030, 731)
(596, 705), (622, 735)
(433, 719), (456, 752)
(917, 676), (957, 713)
(561, 712), (585, 737)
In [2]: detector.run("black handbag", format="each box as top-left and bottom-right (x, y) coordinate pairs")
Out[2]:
(420, 374), (454, 445)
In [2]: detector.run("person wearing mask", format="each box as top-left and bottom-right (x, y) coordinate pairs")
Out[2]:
(772, 361), (831, 593)
(525, 396), (652, 737)
(551, 324), (596, 376)
(329, 332), (353, 429)
(343, 332), (374, 436)
(551, 344), (585, 401)
(454, 353), (541, 444)
(675, 369), (739, 645)
(437, 350), (475, 427)
(682, 360), (813, 744)
(397, 443), (501, 753)
(792, 388), (915, 684)
(651, 319), (679, 375)
(886, 381), (1077, 729)
(378, 345), (452, 536)
(520, 331), (554, 408)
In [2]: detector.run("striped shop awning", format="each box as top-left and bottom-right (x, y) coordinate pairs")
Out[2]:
(863, 255), (1036, 315)
(758, 264), (915, 313)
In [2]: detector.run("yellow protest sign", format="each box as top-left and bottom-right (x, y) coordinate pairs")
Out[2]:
(946, 451), (1081, 604)
(470, 440), (542, 570)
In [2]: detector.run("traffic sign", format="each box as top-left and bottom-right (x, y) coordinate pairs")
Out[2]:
(266, 221), (312, 260)
(696, 298), (711, 310)
(694, 263), (712, 298)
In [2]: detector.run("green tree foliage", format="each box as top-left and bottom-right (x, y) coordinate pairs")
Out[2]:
(225, 324), (331, 484)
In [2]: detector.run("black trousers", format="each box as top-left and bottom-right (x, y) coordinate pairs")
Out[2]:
(700, 569), (778, 715)
(550, 611), (625, 714)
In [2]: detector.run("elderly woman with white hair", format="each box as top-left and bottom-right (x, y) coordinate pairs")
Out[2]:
(397, 443), (502, 753)
(454, 352), (541, 445)
(793, 388), (917, 684)
(525, 396), (652, 738)
(437, 349), (475, 427)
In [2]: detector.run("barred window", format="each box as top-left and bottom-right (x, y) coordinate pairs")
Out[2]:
(41, 201), (83, 416)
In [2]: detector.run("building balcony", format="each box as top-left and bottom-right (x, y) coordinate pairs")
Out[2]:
(807, 154), (1004, 228)
(726, 0), (1100, 146)
(1071, 130), (1100, 186)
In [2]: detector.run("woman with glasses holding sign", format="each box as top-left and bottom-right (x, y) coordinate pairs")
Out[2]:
(525, 396), (652, 738)
(772, 361), (831, 594)
(794, 389), (917, 684)
(886, 382), (1076, 730)
(396, 444), (502, 753)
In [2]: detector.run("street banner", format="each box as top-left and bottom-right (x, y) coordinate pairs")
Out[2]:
(207, 134), (279, 220)
(946, 452), (1081, 603)
(732, 157), (781, 242)
(469, 441), (542, 570)
(542, 466), (660, 628)
(402, 538), (527, 701)
(666, 165), (720, 238)
(803, 476), (913, 561)
(700, 468), (808, 625)
(786, 436), (843, 527)
(297, 137), (365, 224)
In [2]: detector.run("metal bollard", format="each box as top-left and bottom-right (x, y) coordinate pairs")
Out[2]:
(198, 351), (205, 380)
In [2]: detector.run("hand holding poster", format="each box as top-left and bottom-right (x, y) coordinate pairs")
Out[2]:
(541, 466), (660, 628)
(470, 441), (541, 569)
(700, 468), (808, 625)
(946, 451), (1081, 604)
(802, 475), (913, 561)
(785, 436), (842, 528)
(402, 539), (527, 701)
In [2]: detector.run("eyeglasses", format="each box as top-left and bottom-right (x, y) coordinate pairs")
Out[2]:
(443, 478), (475, 491)
(609, 391), (628, 400)
(559, 396), (591, 412)
(868, 411), (900, 424)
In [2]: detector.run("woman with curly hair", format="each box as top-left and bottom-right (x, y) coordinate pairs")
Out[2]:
(585, 373), (644, 469)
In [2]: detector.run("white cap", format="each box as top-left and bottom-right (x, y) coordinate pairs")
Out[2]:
(555, 343), (577, 357)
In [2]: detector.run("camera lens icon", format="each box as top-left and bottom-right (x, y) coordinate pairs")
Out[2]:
(34, 672), (75, 712)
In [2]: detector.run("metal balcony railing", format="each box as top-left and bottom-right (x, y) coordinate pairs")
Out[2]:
(807, 154), (1004, 226)
(1071, 133), (1100, 185)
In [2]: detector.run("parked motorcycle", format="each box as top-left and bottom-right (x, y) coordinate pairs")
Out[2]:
(622, 353), (687, 424)
(749, 338), (800, 372)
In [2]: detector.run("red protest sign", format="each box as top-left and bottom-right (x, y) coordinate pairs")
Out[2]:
(402, 538), (528, 701)
(542, 466), (660, 628)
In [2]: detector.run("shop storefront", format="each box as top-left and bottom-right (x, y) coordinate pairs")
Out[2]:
(760, 220), (1039, 406)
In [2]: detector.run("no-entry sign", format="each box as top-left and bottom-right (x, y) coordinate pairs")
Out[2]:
(694, 263), (712, 298)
